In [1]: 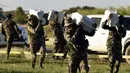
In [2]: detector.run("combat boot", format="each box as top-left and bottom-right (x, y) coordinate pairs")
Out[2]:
(40, 62), (43, 68)
(110, 65), (114, 73)
(6, 51), (10, 59)
(114, 65), (120, 73)
(32, 63), (35, 69)
(110, 69), (114, 73)
(6, 54), (9, 59)
(6, 47), (11, 59)
(32, 55), (36, 69)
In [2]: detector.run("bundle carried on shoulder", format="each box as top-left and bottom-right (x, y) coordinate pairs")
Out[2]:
(29, 9), (46, 25)
(70, 12), (97, 36)
(103, 9), (119, 27)
(48, 10), (64, 26)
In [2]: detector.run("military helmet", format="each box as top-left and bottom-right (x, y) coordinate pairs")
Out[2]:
(64, 17), (74, 27)
(6, 13), (12, 18)
(28, 15), (38, 20)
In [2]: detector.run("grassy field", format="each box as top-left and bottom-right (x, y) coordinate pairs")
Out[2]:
(0, 42), (130, 73)
(0, 48), (130, 73)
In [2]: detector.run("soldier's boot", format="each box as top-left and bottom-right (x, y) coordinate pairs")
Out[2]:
(70, 65), (77, 73)
(6, 47), (11, 59)
(39, 53), (46, 68)
(114, 62), (121, 73)
(110, 64), (115, 73)
(40, 61), (43, 68)
(32, 54), (36, 68)
(114, 66), (119, 73)
(109, 60), (116, 73)
(84, 65), (90, 73)
(110, 67), (114, 73)
(32, 63), (35, 69)
(6, 53), (9, 59)
(68, 65), (71, 73)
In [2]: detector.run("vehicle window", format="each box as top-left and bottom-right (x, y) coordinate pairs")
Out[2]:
(124, 17), (130, 30)
(91, 18), (101, 29)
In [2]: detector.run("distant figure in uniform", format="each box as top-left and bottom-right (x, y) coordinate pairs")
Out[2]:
(49, 19), (66, 59)
(64, 17), (89, 73)
(26, 15), (46, 68)
(0, 13), (21, 59)
(102, 14), (126, 73)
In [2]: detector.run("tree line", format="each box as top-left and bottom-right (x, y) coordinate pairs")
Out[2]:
(1, 5), (130, 24)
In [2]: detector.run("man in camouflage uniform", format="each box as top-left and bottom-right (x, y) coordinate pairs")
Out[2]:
(102, 14), (124, 73)
(26, 15), (46, 68)
(0, 13), (21, 59)
(49, 19), (66, 59)
(64, 17), (89, 73)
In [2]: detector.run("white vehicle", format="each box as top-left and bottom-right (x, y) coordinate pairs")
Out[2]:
(87, 14), (130, 64)
(0, 13), (27, 47)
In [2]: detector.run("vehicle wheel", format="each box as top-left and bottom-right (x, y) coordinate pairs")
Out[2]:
(125, 45), (130, 64)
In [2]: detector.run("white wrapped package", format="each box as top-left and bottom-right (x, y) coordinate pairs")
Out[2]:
(29, 9), (46, 25)
(103, 9), (118, 27)
(71, 12), (96, 33)
(48, 10), (64, 25)
(57, 12), (64, 24)
(48, 10), (57, 21)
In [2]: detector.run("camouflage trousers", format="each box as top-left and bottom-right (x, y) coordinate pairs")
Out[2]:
(30, 40), (46, 68)
(107, 47), (122, 73)
(6, 36), (13, 59)
(53, 42), (66, 53)
(68, 53), (89, 73)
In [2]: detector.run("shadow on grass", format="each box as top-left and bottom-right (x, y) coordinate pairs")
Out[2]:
(0, 69), (33, 73)
(0, 56), (30, 64)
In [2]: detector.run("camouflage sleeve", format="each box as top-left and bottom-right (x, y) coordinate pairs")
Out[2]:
(11, 20), (21, 35)
(35, 24), (43, 33)
(102, 20), (109, 29)
(102, 20), (117, 32)
(26, 25), (36, 34)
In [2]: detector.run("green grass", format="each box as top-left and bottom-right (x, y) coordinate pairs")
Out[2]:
(0, 45), (130, 73)
(0, 53), (130, 73)
(0, 55), (68, 73)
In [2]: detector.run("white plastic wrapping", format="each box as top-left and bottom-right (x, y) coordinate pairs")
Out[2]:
(48, 10), (64, 25)
(71, 12), (96, 33)
(48, 10), (57, 21)
(29, 9), (46, 25)
(103, 9), (118, 27)
(57, 12), (64, 24)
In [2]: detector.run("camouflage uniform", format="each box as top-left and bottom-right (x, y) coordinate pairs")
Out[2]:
(102, 20), (122, 73)
(49, 20), (66, 58)
(64, 17), (89, 73)
(26, 15), (46, 68)
(0, 13), (21, 59)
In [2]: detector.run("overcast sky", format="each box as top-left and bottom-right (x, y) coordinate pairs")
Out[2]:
(0, 0), (130, 12)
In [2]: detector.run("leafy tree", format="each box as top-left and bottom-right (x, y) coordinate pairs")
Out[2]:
(82, 6), (95, 10)
(14, 6), (28, 24)
(0, 7), (3, 13)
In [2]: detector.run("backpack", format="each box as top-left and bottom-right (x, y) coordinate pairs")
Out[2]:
(118, 25), (126, 38)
